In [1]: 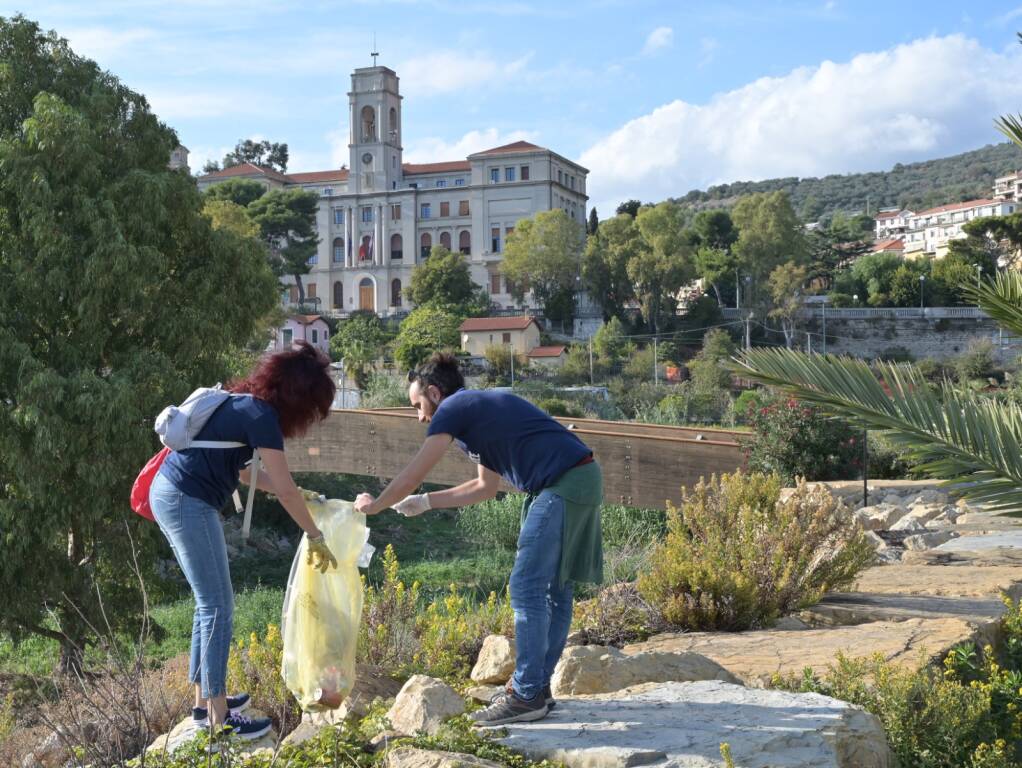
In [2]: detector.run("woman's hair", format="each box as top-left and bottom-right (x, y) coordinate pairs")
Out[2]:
(407, 351), (465, 397)
(229, 341), (335, 438)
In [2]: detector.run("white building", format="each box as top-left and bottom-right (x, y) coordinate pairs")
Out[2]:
(900, 199), (1016, 258)
(197, 65), (589, 316)
(994, 170), (1022, 202)
(873, 207), (914, 240)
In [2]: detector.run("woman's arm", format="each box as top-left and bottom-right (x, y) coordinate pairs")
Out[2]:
(238, 463), (274, 493)
(257, 448), (321, 537)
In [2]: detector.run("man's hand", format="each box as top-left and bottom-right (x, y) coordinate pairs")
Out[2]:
(394, 493), (431, 517)
(306, 533), (338, 573)
(354, 493), (377, 515)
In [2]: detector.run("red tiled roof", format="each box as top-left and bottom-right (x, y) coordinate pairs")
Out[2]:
(528, 345), (566, 358)
(875, 211), (900, 219)
(287, 169), (350, 183)
(291, 314), (325, 325)
(915, 199), (997, 216)
(402, 160), (472, 175)
(871, 238), (904, 252)
(198, 162), (290, 183)
(472, 140), (544, 156)
(459, 316), (539, 332)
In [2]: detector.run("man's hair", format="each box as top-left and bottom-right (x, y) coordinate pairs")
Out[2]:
(408, 352), (464, 397)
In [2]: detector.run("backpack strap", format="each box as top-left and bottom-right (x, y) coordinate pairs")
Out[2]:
(241, 448), (260, 541)
(190, 440), (246, 449)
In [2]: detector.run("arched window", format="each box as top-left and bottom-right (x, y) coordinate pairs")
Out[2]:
(391, 278), (402, 307)
(359, 277), (374, 311)
(360, 105), (376, 141)
(420, 232), (432, 260)
(332, 237), (344, 263)
(333, 280), (343, 309)
(439, 231), (452, 251)
(459, 230), (471, 255)
(390, 233), (403, 260)
(389, 107), (398, 139)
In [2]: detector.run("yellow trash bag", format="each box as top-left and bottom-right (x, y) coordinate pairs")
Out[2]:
(281, 497), (369, 712)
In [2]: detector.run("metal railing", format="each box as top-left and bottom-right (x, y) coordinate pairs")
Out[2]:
(721, 306), (988, 320)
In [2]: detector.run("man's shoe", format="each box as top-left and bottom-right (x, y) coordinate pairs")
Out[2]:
(544, 684), (556, 711)
(471, 691), (548, 726)
(191, 693), (252, 726)
(219, 713), (272, 740)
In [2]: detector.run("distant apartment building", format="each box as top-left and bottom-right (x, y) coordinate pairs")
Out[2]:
(196, 65), (589, 317)
(873, 208), (914, 240)
(900, 199), (1016, 258)
(994, 170), (1022, 202)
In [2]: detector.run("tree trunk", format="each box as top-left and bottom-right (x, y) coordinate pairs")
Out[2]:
(712, 282), (723, 307)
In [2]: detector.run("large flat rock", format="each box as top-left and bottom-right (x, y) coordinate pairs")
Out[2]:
(902, 547), (1022, 567)
(851, 564), (1022, 601)
(495, 680), (893, 768)
(937, 531), (1022, 552)
(623, 619), (978, 686)
(146, 710), (277, 757)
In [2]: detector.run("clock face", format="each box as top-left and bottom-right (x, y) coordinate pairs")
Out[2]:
(361, 152), (373, 165)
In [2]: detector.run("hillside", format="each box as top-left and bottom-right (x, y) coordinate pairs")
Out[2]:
(672, 142), (1022, 220)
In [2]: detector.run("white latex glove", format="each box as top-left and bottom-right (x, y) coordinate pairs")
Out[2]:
(394, 493), (431, 517)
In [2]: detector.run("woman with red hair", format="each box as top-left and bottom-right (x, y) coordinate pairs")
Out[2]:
(149, 342), (337, 738)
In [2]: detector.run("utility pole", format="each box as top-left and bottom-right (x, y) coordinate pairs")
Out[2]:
(735, 268), (741, 311)
(509, 344), (515, 388)
(653, 336), (659, 386)
(822, 300), (827, 355)
(588, 336), (594, 386)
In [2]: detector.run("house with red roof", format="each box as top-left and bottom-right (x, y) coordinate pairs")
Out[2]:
(459, 316), (541, 356)
(196, 65), (589, 320)
(275, 314), (330, 354)
(527, 345), (567, 368)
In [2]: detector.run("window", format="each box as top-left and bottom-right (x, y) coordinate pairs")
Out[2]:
(420, 203), (431, 219)
(333, 281), (343, 308)
(392, 156), (396, 168)
(459, 230), (471, 255)
(420, 232), (432, 259)
(491, 227), (500, 253)
(307, 283), (317, 299)
(455, 178), (466, 186)
(458, 200), (470, 216)
(502, 333), (511, 344)
(281, 328), (293, 346)
(362, 206), (374, 223)
(490, 272), (501, 294)
(440, 231), (451, 250)
(288, 285), (299, 303)
(307, 251), (318, 265)
(440, 201), (450, 217)
(505, 226), (514, 242)
(570, 176), (575, 190)
(360, 105), (376, 141)
(505, 167), (515, 182)
(359, 235), (372, 262)
(557, 169), (563, 184)
(390, 233), (403, 260)
(490, 168), (499, 184)
(332, 237), (344, 263)
(520, 165), (530, 181)
(323, 187), (333, 197)
(311, 329), (319, 344)
(333, 209), (344, 226)
(391, 203), (401, 220)
(391, 278), (402, 307)
(436, 179), (448, 188)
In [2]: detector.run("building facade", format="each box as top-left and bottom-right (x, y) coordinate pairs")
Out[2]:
(900, 199), (1016, 258)
(197, 65), (589, 317)
(994, 170), (1022, 202)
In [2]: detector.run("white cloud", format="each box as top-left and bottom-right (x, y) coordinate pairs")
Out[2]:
(403, 127), (540, 163)
(398, 50), (533, 95)
(641, 26), (673, 56)
(58, 26), (156, 62)
(145, 88), (268, 120)
(581, 35), (1022, 213)
(698, 36), (719, 68)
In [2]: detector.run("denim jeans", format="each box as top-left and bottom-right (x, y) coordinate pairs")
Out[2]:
(509, 491), (573, 702)
(149, 472), (234, 699)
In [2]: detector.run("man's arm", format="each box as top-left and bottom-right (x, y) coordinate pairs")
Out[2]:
(360, 433), (453, 515)
(426, 463), (501, 509)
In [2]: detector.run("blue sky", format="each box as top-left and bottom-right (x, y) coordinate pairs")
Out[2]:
(4, 1), (1022, 213)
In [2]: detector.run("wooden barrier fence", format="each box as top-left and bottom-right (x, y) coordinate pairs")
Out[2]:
(286, 408), (746, 510)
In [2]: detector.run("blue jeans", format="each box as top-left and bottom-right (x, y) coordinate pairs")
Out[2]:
(149, 472), (234, 699)
(509, 491), (573, 701)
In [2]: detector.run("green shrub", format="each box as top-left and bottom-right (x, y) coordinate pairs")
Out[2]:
(362, 372), (409, 408)
(733, 389), (763, 422)
(742, 393), (862, 482)
(953, 339), (997, 384)
(359, 544), (421, 672)
(877, 345), (914, 363)
(637, 472), (874, 631)
(534, 397), (584, 417)
(456, 493), (523, 552)
(572, 582), (665, 646)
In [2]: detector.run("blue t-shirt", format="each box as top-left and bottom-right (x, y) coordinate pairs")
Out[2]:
(159, 395), (284, 509)
(426, 389), (591, 493)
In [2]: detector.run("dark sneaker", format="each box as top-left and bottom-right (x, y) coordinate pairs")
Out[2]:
(471, 691), (548, 726)
(544, 684), (556, 711)
(220, 713), (272, 740)
(191, 693), (252, 726)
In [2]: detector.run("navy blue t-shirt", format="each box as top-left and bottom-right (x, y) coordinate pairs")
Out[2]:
(159, 395), (284, 509)
(426, 389), (591, 493)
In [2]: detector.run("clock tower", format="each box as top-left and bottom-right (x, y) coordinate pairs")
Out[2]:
(348, 66), (402, 194)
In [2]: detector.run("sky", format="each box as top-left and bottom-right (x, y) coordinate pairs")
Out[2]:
(4, 1), (1022, 214)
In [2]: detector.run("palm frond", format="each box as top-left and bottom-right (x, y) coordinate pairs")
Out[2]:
(733, 348), (1022, 515)
(961, 270), (1022, 338)
(996, 113), (1022, 151)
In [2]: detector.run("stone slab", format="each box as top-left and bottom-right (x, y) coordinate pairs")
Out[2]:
(901, 548), (1022, 567)
(851, 565), (1022, 601)
(622, 618), (980, 686)
(937, 531), (1022, 552)
(496, 680), (893, 768)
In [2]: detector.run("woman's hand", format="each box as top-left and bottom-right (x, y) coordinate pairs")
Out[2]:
(306, 533), (338, 573)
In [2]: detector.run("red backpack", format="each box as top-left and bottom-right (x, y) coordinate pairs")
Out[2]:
(130, 447), (172, 521)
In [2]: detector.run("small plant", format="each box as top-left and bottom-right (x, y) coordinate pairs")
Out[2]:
(572, 582), (665, 646)
(359, 544), (422, 671)
(637, 472), (874, 631)
(227, 623), (301, 734)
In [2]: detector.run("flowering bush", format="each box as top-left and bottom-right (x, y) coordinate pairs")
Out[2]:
(742, 394), (862, 482)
